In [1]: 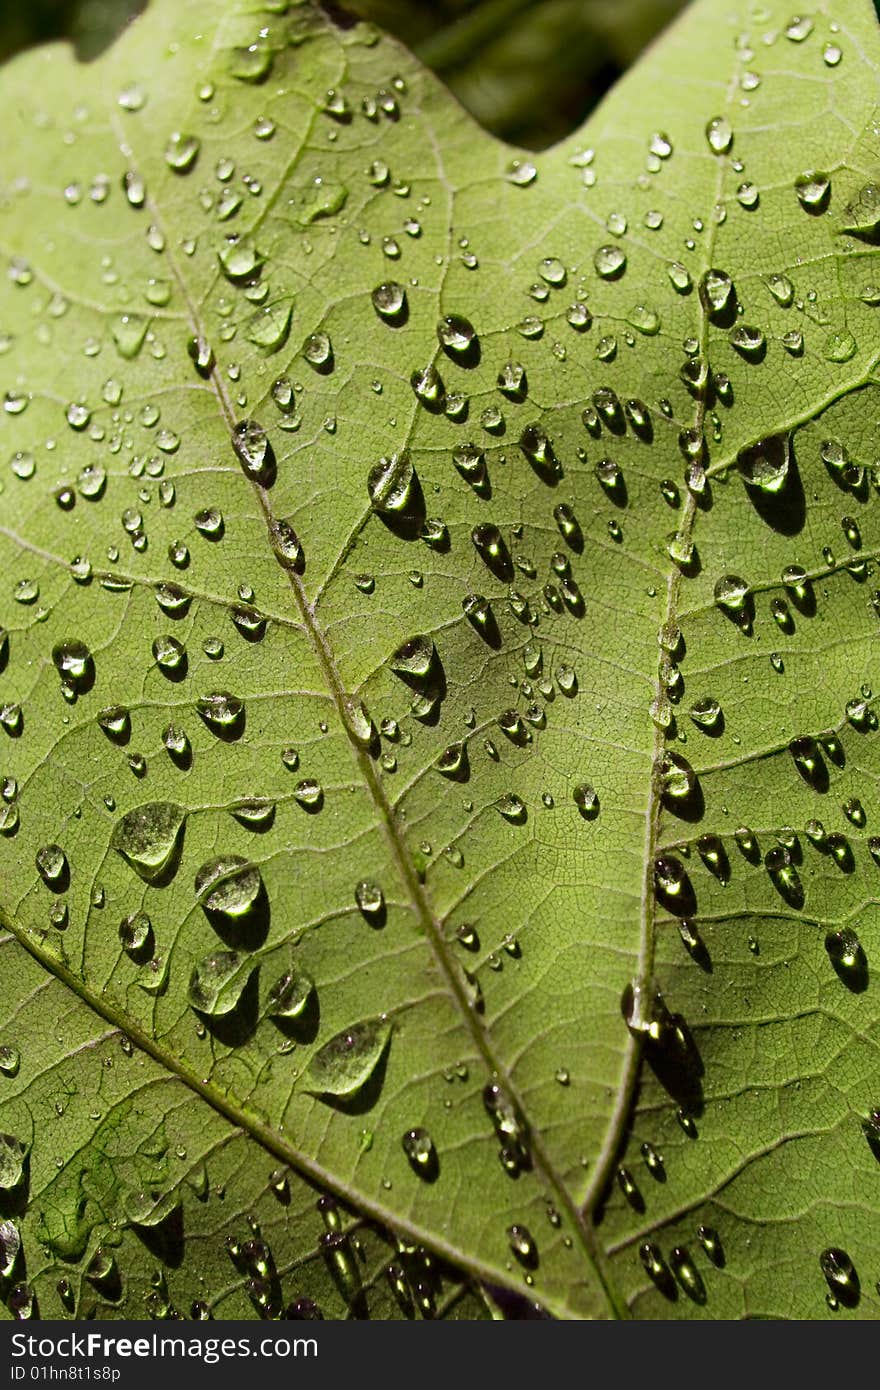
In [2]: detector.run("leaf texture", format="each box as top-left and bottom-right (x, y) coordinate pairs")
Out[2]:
(0, 0), (878, 1320)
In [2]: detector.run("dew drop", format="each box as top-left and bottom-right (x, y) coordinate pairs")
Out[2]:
(0, 1134), (28, 1190)
(794, 171), (831, 211)
(188, 950), (253, 1016)
(401, 1128), (437, 1179)
(371, 282), (407, 321)
(119, 910), (152, 957)
(111, 803), (185, 882)
(304, 1018), (391, 1100)
(594, 245), (626, 278)
(368, 450), (415, 514)
(705, 115), (733, 154)
(36, 844), (67, 887)
(267, 968), (315, 1020)
(195, 855), (263, 918)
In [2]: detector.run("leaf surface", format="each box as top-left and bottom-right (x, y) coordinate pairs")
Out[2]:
(0, 0), (878, 1320)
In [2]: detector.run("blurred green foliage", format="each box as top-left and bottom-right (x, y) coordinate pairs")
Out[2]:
(349, 0), (688, 146)
(0, 0), (687, 147)
(0, 0), (143, 62)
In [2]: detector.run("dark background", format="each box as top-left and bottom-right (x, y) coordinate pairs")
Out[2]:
(0, 0), (688, 148)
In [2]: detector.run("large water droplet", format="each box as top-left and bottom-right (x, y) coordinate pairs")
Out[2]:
(188, 950), (253, 1015)
(267, 967), (315, 1020)
(0, 1134), (28, 1190)
(594, 245), (626, 278)
(119, 909), (152, 957)
(195, 855), (263, 918)
(51, 639), (92, 694)
(246, 301), (292, 354)
(232, 420), (274, 483)
(795, 171), (831, 211)
(819, 1248), (859, 1308)
(164, 132), (200, 173)
(437, 315), (477, 357)
(737, 434), (790, 492)
(705, 115), (732, 154)
(304, 1018), (391, 1100)
(507, 1223), (537, 1267)
(699, 268), (734, 318)
(36, 843), (67, 887)
(0, 1219), (21, 1278)
(371, 282), (407, 322)
(197, 691), (244, 733)
(111, 803), (186, 882)
(368, 451), (415, 514)
(714, 574), (749, 613)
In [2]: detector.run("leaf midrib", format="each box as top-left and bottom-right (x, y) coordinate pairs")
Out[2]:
(137, 140), (631, 1318)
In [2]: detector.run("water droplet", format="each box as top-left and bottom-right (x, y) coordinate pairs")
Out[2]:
(232, 420), (273, 483)
(111, 803), (185, 882)
(36, 843), (67, 888)
(368, 450), (415, 514)
(152, 635), (186, 676)
(669, 1246), (707, 1304)
(267, 968), (315, 1020)
(667, 261), (692, 293)
(795, 171), (831, 211)
(355, 880), (385, 922)
(197, 690), (244, 733)
(699, 268), (734, 317)
(504, 159), (537, 186)
(627, 303), (660, 335)
(411, 363), (445, 409)
(188, 949), (253, 1016)
(371, 281), (407, 321)
(195, 855), (263, 918)
(119, 910), (152, 957)
(657, 751), (697, 805)
(823, 329), (856, 363)
(291, 779), (322, 811)
(639, 1242), (674, 1296)
(495, 793), (526, 823)
(765, 273), (794, 307)
(714, 574), (749, 613)
(246, 300), (292, 354)
(573, 783), (599, 819)
(304, 1018), (391, 1099)
(437, 314), (477, 356)
(507, 1224), (537, 1267)
(401, 1128), (437, 1179)
(519, 423), (558, 475)
(0, 1219), (20, 1278)
(0, 1133), (28, 1190)
(230, 43), (273, 84)
(695, 1226), (723, 1267)
(594, 245), (626, 278)
(824, 927), (866, 989)
(819, 1248), (859, 1308)
(640, 1141), (665, 1179)
(51, 639), (92, 695)
(737, 434), (790, 492)
(705, 116), (732, 154)
(0, 1048), (20, 1078)
(164, 132), (200, 173)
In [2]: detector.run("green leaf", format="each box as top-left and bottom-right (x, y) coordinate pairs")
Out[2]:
(0, 0), (879, 1322)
